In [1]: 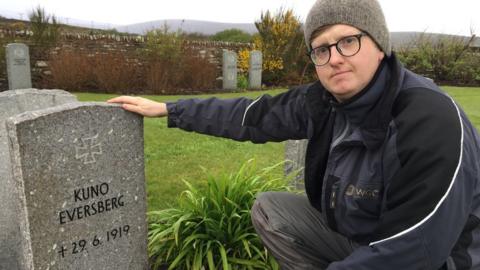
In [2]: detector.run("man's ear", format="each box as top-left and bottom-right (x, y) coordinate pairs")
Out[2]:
(378, 51), (385, 62)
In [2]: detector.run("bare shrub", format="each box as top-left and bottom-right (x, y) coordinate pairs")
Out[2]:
(179, 48), (217, 92)
(46, 33), (218, 94)
(145, 47), (217, 94)
(45, 50), (94, 91)
(46, 50), (146, 93)
(93, 52), (143, 93)
(145, 60), (175, 94)
(143, 26), (218, 94)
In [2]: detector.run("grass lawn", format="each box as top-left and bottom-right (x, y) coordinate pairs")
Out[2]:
(75, 86), (480, 211)
(442, 86), (480, 128)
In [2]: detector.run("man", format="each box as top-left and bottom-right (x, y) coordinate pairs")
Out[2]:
(108, 0), (480, 269)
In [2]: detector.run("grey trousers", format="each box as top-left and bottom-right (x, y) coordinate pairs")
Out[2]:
(251, 192), (452, 270)
(251, 192), (359, 270)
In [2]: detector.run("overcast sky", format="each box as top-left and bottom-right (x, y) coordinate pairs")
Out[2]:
(1, 0), (479, 36)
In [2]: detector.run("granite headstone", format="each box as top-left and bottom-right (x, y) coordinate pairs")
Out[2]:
(6, 43), (32, 90)
(6, 103), (148, 270)
(248, 50), (262, 90)
(222, 50), (237, 90)
(0, 89), (77, 270)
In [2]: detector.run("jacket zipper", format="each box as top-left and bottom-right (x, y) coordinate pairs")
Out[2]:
(324, 176), (340, 230)
(330, 182), (339, 209)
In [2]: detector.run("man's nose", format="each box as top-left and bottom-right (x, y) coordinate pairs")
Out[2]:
(329, 46), (344, 65)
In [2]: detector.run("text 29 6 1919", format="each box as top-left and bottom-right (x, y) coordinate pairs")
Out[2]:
(57, 224), (130, 259)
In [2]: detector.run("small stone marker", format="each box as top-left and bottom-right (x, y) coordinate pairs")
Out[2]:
(222, 50), (237, 90)
(6, 103), (148, 270)
(248, 50), (262, 89)
(6, 43), (32, 90)
(285, 139), (308, 190)
(0, 89), (77, 270)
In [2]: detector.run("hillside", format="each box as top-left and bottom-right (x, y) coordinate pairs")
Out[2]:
(116, 19), (257, 35)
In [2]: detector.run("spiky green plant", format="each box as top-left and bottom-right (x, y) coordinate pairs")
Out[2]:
(148, 160), (293, 270)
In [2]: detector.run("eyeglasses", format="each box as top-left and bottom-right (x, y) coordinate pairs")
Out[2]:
(308, 33), (366, 66)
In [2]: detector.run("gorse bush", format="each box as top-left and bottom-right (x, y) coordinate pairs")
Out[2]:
(148, 160), (294, 270)
(254, 8), (315, 86)
(28, 6), (60, 46)
(237, 49), (250, 75)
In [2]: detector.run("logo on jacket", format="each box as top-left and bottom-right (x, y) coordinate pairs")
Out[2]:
(345, 184), (380, 199)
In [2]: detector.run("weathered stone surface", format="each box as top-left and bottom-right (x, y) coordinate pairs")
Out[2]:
(248, 50), (262, 90)
(222, 49), (237, 90)
(0, 89), (77, 270)
(6, 102), (148, 270)
(6, 43), (32, 90)
(285, 139), (308, 190)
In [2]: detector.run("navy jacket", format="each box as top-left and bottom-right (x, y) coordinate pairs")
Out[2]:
(167, 54), (480, 269)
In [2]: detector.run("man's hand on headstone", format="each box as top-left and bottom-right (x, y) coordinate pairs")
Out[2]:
(107, 96), (167, 117)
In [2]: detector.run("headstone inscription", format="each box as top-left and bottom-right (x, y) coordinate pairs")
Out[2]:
(285, 139), (308, 190)
(222, 50), (237, 90)
(0, 89), (77, 270)
(6, 43), (32, 90)
(6, 103), (148, 270)
(248, 50), (262, 90)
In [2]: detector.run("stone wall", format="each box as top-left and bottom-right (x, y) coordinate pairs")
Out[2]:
(0, 30), (253, 91)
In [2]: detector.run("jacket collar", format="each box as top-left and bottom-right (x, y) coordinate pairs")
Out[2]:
(306, 53), (405, 149)
(332, 59), (389, 126)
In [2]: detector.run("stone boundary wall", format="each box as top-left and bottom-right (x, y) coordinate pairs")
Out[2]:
(0, 30), (254, 91)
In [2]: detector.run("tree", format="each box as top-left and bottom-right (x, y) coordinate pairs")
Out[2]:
(211, 28), (253, 43)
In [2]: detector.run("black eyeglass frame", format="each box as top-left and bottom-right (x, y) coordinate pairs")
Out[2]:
(308, 33), (366, 66)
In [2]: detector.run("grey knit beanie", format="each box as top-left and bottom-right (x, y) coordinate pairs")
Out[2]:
(304, 0), (391, 56)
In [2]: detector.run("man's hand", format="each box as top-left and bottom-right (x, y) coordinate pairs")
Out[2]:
(107, 96), (168, 117)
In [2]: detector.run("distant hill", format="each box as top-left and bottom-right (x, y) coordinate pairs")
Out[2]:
(391, 31), (480, 49)
(116, 20), (479, 48)
(116, 19), (257, 35)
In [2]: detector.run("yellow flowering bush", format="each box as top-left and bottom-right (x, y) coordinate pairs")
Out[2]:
(237, 49), (250, 74)
(254, 8), (311, 85)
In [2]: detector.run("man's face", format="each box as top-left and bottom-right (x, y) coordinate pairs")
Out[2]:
(311, 24), (385, 102)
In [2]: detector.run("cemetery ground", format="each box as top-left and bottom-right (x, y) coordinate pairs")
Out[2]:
(75, 86), (480, 212)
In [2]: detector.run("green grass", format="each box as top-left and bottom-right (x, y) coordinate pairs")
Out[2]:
(442, 86), (480, 128)
(75, 86), (480, 211)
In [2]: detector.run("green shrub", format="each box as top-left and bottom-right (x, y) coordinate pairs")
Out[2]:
(396, 33), (480, 85)
(237, 74), (248, 89)
(147, 160), (293, 270)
